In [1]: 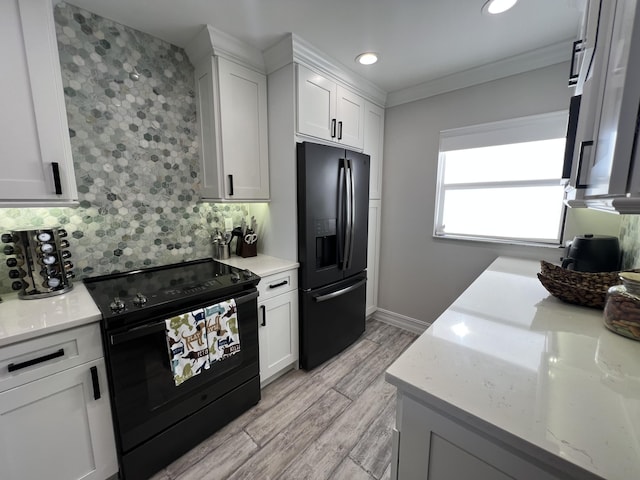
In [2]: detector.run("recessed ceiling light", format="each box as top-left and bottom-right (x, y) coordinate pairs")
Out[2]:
(355, 52), (378, 65)
(482, 0), (518, 15)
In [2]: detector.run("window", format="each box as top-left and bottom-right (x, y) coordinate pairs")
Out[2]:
(434, 111), (568, 245)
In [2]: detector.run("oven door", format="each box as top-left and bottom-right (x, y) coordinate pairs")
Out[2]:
(104, 289), (259, 454)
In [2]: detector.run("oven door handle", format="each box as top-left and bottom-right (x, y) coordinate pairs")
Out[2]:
(109, 289), (259, 345)
(110, 321), (167, 346)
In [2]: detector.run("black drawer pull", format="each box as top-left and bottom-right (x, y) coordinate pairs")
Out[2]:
(338, 121), (343, 140)
(268, 280), (288, 289)
(51, 162), (62, 195)
(7, 348), (65, 372)
(261, 305), (266, 326)
(90, 366), (101, 400)
(331, 119), (337, 138)
(228, 174), (234, 196)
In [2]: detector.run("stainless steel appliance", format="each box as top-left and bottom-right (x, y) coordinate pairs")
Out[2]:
(83, 259), (260, 480)
(1, 227), (74, 298)
(297, 142), (370, 370)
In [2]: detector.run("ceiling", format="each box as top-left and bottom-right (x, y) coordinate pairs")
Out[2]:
(65, 0), (584, 95)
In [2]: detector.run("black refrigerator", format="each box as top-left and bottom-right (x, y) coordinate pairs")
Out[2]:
(297, 141), (370, 370)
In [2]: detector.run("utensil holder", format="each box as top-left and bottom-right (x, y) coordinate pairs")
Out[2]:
(239, 237), (257, 258)
(1, 227), (74, 299)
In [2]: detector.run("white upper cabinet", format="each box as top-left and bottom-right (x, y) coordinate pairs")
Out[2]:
(296, 64), (365, 150)
(0, 0), (78, 206)
(187, 26), (270, 201)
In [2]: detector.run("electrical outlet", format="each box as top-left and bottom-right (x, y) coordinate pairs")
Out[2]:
(224, 218), (233, 231)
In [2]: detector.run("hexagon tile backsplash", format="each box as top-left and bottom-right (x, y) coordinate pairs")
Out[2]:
(0, 3), (251, 294)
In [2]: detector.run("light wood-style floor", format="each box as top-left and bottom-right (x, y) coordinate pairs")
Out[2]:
(149, 318), (417, 480)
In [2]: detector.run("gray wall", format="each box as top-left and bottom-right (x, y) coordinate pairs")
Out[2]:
(379, 62), (621, 324)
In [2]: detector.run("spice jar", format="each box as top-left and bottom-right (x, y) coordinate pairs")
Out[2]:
(603, 272), (640, 341)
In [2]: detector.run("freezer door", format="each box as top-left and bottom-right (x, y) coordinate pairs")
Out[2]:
(299, 273), (367, 370)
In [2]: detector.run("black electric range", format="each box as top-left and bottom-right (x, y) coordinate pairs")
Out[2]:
(83, 258), (261, 480)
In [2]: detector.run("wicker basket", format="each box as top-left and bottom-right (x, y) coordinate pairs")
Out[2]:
(537, 273), (608, 309)
(540, 260), (621, 291)
(537, 261), (636, 309)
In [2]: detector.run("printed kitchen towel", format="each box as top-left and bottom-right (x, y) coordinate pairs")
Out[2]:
(205, 299), (241, 364)
(165, 308), (210, 386)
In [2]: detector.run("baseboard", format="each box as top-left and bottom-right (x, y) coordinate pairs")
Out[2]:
(371, 308), (430, 335)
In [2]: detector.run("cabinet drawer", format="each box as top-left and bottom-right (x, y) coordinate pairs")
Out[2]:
(258, 269), (298, 302)
(0, 323), (103, 392)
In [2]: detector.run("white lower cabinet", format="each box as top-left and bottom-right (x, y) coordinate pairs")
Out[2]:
(392, 393), (576, 480)
(0, 324), (117, 480)
(257, 269), (299, 386)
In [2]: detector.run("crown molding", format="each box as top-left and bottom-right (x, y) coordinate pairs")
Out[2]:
(184, 25), (265, 72)
(386, 40), (573, 108)
(264, 33), (387, 107)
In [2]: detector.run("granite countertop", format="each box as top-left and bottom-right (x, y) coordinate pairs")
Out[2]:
(220, 254), (299, 277)
(0, 283), (101, 348)
(386, 256), (640, 480)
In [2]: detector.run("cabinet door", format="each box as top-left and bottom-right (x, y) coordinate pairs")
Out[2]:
(258, 290), (299, 385)
(336, 85), (365, 149)
(297, 64), (337, 142)
(364, 102), (385, 199)
(0, 358), (118, 480)
(0, 0), (77, 205)
(587, 0), (640, 197)
(218, 57), (270, 199)
(366, 200), (381, 316)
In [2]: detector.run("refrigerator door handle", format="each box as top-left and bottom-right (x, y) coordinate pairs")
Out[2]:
(337, 160), (346, 266)
(313, 278), (366, 302)
(343, 158), (353, 270)
(347, 158), (356, 269)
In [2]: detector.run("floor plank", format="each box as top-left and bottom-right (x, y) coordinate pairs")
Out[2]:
(175, 431), (258, 480)
(349, 394), (397, 479)
(331, 457), (376, 480)
(277, 373), (397, 480)
(227, 388), (351, 480)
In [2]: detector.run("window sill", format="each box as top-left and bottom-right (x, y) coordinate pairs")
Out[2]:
(433, 233), (563, 249)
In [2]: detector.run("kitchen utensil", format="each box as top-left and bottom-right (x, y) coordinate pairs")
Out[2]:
(244, 233), (257, 245)
(561, 234), (620, 272)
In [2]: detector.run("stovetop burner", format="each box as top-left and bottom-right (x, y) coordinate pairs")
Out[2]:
(83, 258), (259, 327)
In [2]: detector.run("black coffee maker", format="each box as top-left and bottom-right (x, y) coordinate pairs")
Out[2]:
(561, 234), (620, 272)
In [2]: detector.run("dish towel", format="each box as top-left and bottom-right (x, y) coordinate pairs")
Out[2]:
(205, 299), (241, 364)
(165, 308), (210, 386)
(165, 298), (241, 386)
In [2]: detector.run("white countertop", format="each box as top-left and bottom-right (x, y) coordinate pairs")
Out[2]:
(0, 254), (297, 349)
(220, 254), (299, 277)
(0, 283), (101, 348)
(386, 256), (640, 480)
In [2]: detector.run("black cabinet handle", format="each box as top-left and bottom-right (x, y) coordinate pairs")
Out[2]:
(261, 305), (266, 326)
(51, 163), (62, 195)
(331, 119), (337, 138)
(90, 366), (101, 400)
(228, 175), (234, 196)
(337, 121), (343, 140)
(575, 140), (594, 189)
(268, 280), (288, 289)
(7, 348), (65, 372)
(568, 39), (583, 86)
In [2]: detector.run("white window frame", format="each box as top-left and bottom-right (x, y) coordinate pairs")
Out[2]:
(434, 111), (569, 246)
